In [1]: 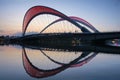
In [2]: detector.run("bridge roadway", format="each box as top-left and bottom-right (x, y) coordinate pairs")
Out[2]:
(10, 32), (120, 53)
(20, 32), (120, 41)
(10, 31), (120, 47)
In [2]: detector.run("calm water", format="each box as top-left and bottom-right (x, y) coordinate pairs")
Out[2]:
(0, 45), (120, 80)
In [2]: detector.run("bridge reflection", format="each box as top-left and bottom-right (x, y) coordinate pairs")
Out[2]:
(22, 47), (97, 78)
(21, 41), (120, 54)
(22, 43), (119, 78)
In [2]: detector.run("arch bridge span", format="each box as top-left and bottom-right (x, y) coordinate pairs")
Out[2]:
(22, 6), (100, 36)
(21, 6), (120, 47)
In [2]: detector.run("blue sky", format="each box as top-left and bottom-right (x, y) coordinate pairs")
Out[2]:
(0, 0), (120, 35)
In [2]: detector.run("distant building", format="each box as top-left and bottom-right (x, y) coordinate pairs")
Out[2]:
(0, 36), (4, 45)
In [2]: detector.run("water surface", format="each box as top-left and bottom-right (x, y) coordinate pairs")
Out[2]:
(0, 45), (120, 80)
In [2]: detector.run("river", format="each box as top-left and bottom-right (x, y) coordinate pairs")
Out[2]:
(0, 45), (120, 80)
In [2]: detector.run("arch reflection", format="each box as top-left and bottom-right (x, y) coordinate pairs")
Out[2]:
(22, 47), (97, 78)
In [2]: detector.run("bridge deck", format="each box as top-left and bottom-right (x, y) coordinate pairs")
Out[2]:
(21, 32), (120, 41)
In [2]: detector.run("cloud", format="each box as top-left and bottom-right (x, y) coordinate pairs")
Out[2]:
(12, 32), (22, 36)
(0, 29), (6, 35)
(12, 31), (39, 36)
(0, 30), (3, 32)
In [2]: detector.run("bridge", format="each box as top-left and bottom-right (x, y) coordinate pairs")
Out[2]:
(19, 6), (120, 78)
(9, 6), (120, 52)
(22, 47), (97, 78)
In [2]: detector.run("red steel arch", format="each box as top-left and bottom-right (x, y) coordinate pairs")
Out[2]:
(22, 6), (83, 36)
(40, 16), (99, 33)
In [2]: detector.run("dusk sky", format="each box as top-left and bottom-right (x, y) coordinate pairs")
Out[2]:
(0, 0), (120, 35)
